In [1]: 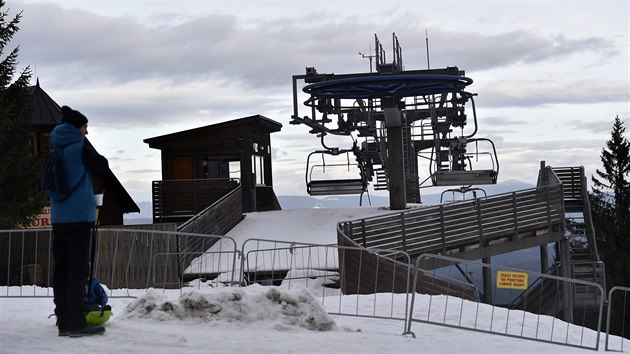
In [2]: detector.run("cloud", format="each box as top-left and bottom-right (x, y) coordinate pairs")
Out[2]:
(9, 2), (624, 132)
(567, 116), (630, 135)
(475, 79), (628, 108)
(481, 116), (529, 127)
(15, 4), (367, 88)
(401, 29), (617, 72)
(14, 3), (620, 91)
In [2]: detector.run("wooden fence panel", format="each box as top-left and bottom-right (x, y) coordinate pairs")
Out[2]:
(97, 224), (179, 289)
(0, 230), (53, 287)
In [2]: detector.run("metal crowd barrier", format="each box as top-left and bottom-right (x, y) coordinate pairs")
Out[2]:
(239, 238), (411, 326)
(404, 253), (605, 351)
(0, 228), (239, 298)
(606, 286), (630, 351)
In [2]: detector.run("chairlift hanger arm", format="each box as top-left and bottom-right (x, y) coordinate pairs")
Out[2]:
(291, 114), (355, 137)
(464, 94), (479, 139)
(466, 137), (500, 174)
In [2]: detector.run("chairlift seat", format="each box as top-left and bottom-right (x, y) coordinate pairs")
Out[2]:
(307, 179), (366, 196)
(432, 170), (497, 187)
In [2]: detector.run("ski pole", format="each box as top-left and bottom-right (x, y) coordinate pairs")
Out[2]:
(87, 191), (103, 307)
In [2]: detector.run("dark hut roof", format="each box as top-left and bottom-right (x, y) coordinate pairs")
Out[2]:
(144, 114), (282, 148)
(27, 79), (62, 126)
(83, 139), (140, 214)
(27, 80), (140, 214)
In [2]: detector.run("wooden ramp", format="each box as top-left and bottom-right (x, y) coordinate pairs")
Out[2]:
(337, 167), (566, 296)
(338, 184), (565, 266)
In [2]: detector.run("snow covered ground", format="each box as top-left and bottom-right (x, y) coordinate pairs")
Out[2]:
(1, 283), (627, 353)
(1, 207), (628, 353)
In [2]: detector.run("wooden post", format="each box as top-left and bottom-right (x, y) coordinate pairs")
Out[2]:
(384, 107), (406, 210)
(559, 237), (574, 323)
(482, 257), (493, 305)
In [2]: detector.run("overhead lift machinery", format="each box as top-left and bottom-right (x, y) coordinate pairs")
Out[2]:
(290, 33), (499, 209)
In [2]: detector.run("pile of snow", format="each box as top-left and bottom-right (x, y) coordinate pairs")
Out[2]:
(121, 285), (337, 332)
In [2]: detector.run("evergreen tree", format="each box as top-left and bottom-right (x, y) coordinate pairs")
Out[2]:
(0, 1), (47, 228)
(591, 115), (630, 246)
(591, 115), (630, 337)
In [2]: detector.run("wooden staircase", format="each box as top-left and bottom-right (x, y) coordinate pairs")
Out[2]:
(507, 166), (604, 317)
(551, 166), (605, 308)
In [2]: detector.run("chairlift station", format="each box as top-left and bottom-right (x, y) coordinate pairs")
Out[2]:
(290, 33), (498, 209)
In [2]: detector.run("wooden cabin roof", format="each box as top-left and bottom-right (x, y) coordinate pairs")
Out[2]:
(143, 115), (282, 149)
(27, 79), (62, 126)
(84, 140), (140, 214)
(27, 80), (140, 215)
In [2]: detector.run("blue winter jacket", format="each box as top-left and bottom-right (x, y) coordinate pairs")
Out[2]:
(83, 277), (108, 307)
(49, 123), (96, 224)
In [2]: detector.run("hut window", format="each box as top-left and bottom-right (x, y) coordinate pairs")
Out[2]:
(203, 158), (230, 179)
(202, 158), (241, 180)
(252, 155), (264, 185)
(30, 132), (37, 155)
(42, 133), (51, 153)
(229, 161), (241, 180)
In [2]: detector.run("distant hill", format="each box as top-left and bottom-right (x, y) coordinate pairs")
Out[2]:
(277, 179), (535, 209)
(123, 201), (153, 225)
(124, 179), (536, 221)
(276, 195), (390, 209)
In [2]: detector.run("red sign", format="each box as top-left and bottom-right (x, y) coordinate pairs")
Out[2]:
(25, 206), (52, 228)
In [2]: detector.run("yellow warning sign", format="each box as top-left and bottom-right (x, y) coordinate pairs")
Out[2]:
(496, 271), (528, 289)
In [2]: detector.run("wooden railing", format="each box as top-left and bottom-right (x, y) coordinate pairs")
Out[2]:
(177, 186), (243, 271)
(551, 166), (601, 261)
(551, 166), (584, 208)
(338, 183), (565, 267)
(152, 178), (240, 223)
(551, 166), (605, 308)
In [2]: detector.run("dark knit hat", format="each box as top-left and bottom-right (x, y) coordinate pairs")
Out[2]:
(61, 106), (88, 129)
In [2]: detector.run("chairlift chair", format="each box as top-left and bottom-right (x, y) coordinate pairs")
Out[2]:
(305, 149), (369, 196)
(440, 186), (488, 203)
(430, 137), (499, 187)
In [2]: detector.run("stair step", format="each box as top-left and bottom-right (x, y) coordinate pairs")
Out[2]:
(374, 169), (388, 190)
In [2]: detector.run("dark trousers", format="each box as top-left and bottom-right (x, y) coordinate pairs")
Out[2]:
(52, 222), (93, 331)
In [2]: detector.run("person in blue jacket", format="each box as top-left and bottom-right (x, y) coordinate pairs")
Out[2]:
(49, 106), (109, 337)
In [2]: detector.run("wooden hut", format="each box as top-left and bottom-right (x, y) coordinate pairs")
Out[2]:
(144, 115), (282, 223)
(28, 80), (139, 226)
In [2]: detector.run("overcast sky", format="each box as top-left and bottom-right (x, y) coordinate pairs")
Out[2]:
(7, 0), (629, 203)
